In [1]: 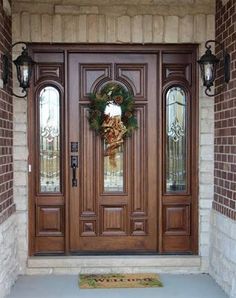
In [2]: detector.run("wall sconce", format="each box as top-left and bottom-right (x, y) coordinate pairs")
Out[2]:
(198, 39), (230, 97)
(2, 42), (35, 98)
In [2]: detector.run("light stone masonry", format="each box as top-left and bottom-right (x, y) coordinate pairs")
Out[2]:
(210, 210), (236, 298)
(0, 214), (19, 298)
(11, 0), (215, 287)
(26, 256), (202, 275)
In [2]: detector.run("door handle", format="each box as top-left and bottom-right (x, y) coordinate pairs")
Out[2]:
(71, 156), (78, 187)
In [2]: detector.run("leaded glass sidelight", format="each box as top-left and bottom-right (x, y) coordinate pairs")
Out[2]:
(166, 86), (187, 192)
(39, 86), (61, 193)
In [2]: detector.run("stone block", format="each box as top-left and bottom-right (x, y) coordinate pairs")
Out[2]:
(199, 184), (214, 198)
(209, 210), (236, 298)
(200, 145), (214, 161)
(76, 15), (87, 42)
(99, 5), (127, 16)
(200, 134), (214, 145)
(206, 14), (215, 40)
(53, 15), (62, 42)
(14, 112), (27, 124)
(200, 232), (210, 245)
(13, 123), (27, 133)
(199, 199), (213, 209)
(117, 16), (131, 43)
(13, 2), (54, 14)
(200, 119), (214, 133)
(12, 14), (21, 42)
(55, 5), (98, 15)
(80, 6), (99, 14)
(164, 16), (179, 43)
(87, 15), (98, 42)
(98, 15), (105, 42)
(153, 15), (164, 43)
(30, 14), (41, 42)
(200, 244), (210, 257)
(14, 132), (27, 146)
(42, 14), (52, 42)
(201, 106), (214, 120)
(179, 15), (193, 42)
(3, 0), (11, 16)
(13, 146), (28, 161)
(14, 172), (28, 187)
(194, 14), (206, 43)
(62, 15), (76, 42)
(0, 215), (19, 298)
(14, 186), (27, 197)
(14, 199), (27, 212)
(132, 15), (143, 43)
(200, 160), (214, 172)
(13, 98), (27, 113)
(143, 15), (152, 43)
(21, 12), (30, 42)
(200, 172), (214, 185)
(106, 16), (116, 42)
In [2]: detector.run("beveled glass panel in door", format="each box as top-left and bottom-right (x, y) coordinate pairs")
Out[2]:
(39, 86), (61, 193)
(166, 86), (187, 192)
(104, 143), (124, 192)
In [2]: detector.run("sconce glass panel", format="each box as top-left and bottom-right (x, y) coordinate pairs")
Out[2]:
(166, 86), (187, 192)
(39, 86), (61, 193)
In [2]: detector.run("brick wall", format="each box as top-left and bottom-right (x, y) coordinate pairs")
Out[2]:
(209, 1), (236, 296)
(0, 3), (19, 298)
(214, 0), (236, 220)
(0, 0), (15, 225)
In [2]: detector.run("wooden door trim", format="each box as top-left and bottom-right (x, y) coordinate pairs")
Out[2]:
(28, 43), (199, 256)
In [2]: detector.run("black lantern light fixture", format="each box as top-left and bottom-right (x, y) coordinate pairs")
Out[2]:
(2, 42), (35, 98)
(198, 40), (230, 97)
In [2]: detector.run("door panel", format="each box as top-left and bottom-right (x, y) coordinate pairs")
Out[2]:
(68, 53), (158, 252)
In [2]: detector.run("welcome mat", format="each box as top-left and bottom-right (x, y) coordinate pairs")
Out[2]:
(79, 273), (163, 289)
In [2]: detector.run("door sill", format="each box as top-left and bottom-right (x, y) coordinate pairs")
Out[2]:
(27, 255), (202, 275)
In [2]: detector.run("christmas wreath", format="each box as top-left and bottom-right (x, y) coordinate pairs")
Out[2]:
(88, 83), (138, 167)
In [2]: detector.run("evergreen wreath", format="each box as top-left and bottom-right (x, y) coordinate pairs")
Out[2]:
(88, 82), (138, 137)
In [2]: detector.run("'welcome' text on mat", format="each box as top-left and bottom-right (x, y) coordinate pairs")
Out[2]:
(79, 273), (163, 289)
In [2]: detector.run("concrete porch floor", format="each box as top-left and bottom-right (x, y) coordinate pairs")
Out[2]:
(7, 274), (228, 298)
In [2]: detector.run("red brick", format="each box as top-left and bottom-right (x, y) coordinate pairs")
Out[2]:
(0, 3), (14, 224)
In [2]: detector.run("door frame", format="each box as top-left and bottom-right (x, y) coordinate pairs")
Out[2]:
(28, 43), (199, 256)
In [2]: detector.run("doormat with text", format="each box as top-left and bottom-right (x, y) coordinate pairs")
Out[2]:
(79, 273), (163, 289)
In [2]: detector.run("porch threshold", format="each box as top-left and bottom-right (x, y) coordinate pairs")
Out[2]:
(27, 255), (202, 275)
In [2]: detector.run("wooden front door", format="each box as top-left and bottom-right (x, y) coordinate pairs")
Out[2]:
(28, 44), (198, 255)
(68, 53), (158, 252)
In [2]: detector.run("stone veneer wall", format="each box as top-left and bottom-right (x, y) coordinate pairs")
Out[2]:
(12, 0), (215, 273)
(0, 1), (19, 298)
(209, 1), (236, 297)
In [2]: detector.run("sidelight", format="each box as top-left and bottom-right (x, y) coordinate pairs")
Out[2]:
(165, 86), (187, 192)
(39, 86), (61, 193)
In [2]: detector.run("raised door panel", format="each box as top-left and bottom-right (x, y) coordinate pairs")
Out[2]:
(80, 106), (96, 217)
(36, 206), (64, 236)
(131, 106), (148, 217)
(79, 64), (112, 99)
(115, 64), (147, 99)
(163, 205), (190, 235)
(101, 205), (127, 236)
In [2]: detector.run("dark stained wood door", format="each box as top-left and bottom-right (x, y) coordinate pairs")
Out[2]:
(68, 53), (158, 252)
(28, 44), (198, 255)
